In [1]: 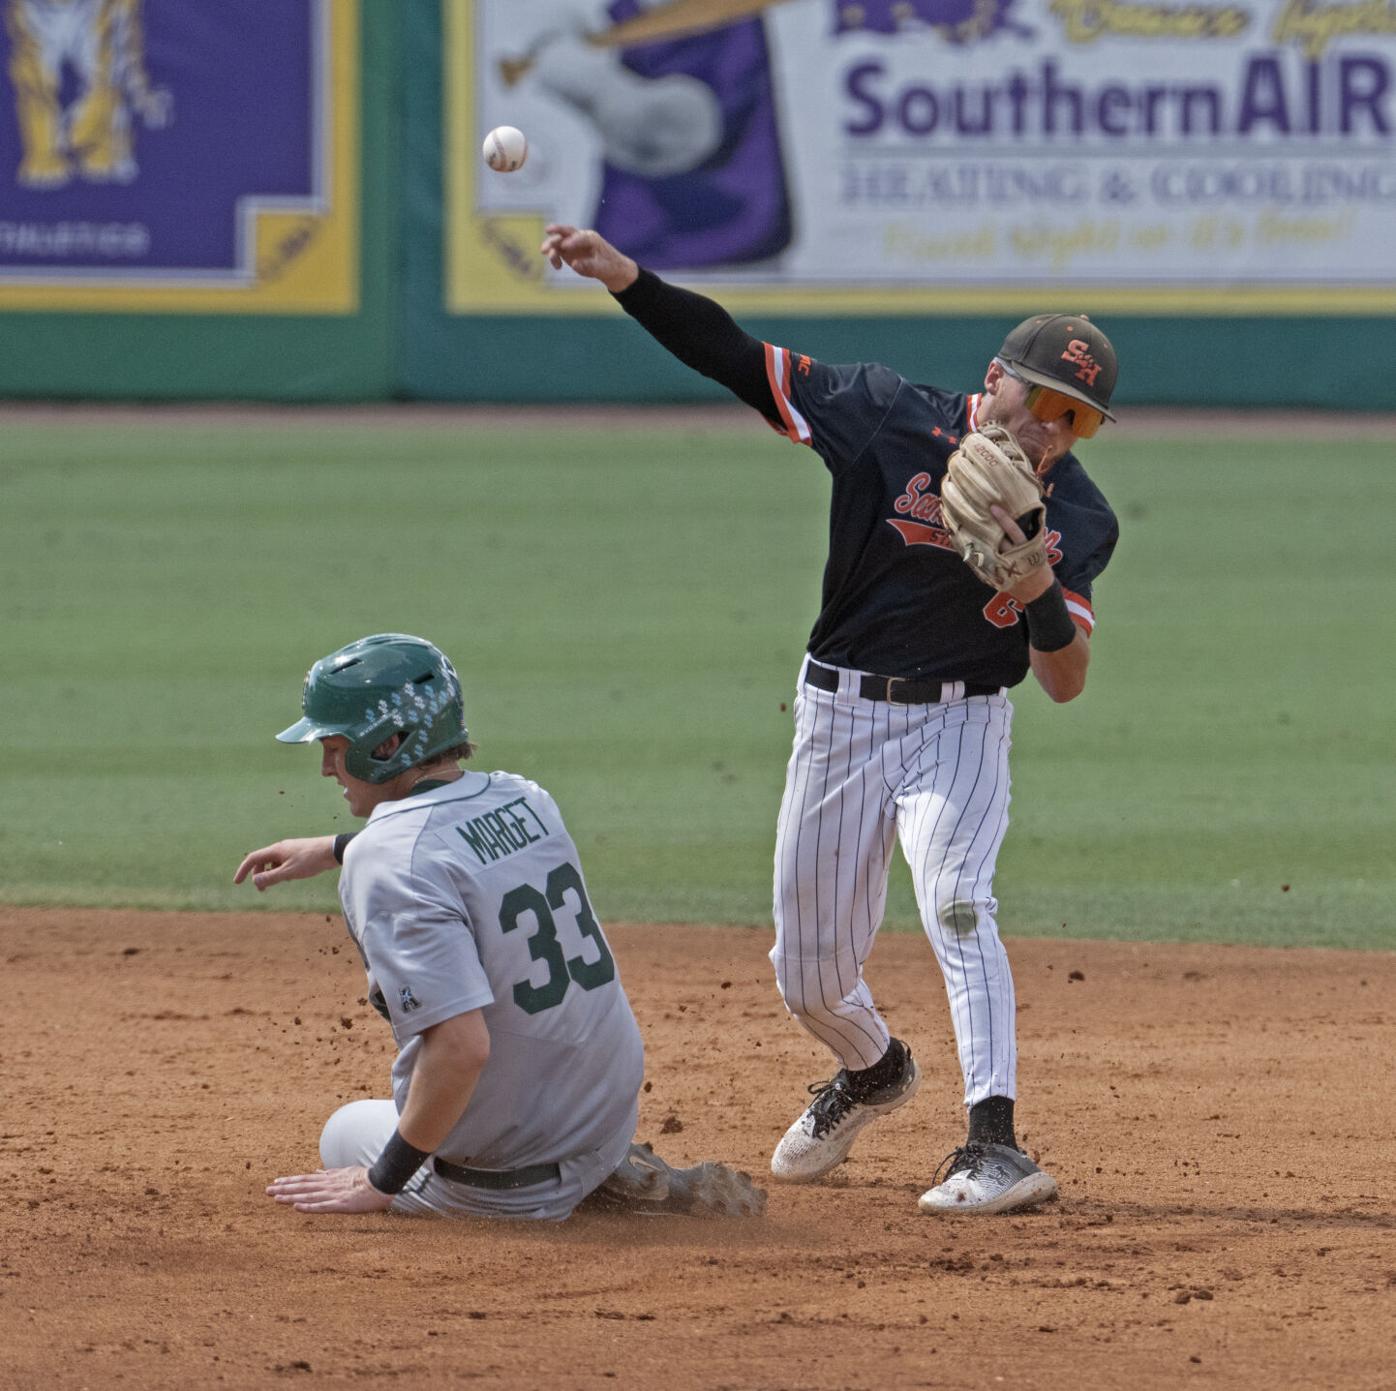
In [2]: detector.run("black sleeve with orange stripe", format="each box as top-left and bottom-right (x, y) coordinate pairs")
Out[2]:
(612, 269), (782, 427)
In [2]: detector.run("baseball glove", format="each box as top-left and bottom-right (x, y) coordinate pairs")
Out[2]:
(940, 425), (1047, 590)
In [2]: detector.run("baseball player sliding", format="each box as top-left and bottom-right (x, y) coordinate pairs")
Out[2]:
(236, 633), (764, 1221)
(541, 225), (1120, 1215)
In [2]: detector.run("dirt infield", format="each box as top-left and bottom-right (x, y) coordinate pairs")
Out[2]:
(3, 909), (1392, 1391)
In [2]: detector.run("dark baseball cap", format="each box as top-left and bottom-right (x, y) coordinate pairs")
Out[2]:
(997, 314), (1118, 420)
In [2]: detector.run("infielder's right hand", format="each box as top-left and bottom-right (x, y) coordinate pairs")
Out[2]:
(233, 836), (338, 891)
(540, 225), (638, 293)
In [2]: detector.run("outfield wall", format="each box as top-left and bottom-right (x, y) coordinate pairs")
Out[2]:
(2, 0), (1394, 408)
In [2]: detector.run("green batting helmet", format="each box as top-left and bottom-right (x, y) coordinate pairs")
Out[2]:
(276, 633), (467, 784)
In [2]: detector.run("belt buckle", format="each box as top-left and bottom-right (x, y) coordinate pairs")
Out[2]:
(884, 676), (907, 704)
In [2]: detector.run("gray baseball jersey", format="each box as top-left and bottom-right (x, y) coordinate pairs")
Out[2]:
(338, 771), (643, 1206)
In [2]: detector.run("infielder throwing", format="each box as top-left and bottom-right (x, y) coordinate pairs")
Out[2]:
(237, 632), (764, 1222)
(540, 225), (1120, 1215)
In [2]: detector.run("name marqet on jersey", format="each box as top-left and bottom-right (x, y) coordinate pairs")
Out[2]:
(456, 796), (549, 865)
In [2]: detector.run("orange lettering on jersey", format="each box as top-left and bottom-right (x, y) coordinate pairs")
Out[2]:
(890, 475), (955, 549)
(797, 354), (812, 376)
(889, 518), (955, 550)
(980, 529), (1065, 628)
(893, 472), (936, 517)
(983, 593), (1023, 629)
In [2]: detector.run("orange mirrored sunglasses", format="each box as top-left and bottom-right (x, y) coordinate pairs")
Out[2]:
(999, 360), (1107, 439)
(1024, 383), (1105, 439)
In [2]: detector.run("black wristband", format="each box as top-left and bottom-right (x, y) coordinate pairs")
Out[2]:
(366, 1129), (430, 1196)
(332, 832), (356, 865)
(1024, 580), (1078, 653)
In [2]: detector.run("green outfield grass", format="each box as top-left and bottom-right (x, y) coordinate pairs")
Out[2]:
(3, 413), (1391, 949)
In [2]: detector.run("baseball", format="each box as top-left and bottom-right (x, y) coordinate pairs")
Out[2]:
(483, 125), (528, 173)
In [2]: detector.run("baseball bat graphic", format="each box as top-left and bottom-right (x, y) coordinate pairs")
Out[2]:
(499, 0), (800, 86)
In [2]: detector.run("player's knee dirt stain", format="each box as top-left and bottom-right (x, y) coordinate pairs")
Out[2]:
(940, 899), (979, 937)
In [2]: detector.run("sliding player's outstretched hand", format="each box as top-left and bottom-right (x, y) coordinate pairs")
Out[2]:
(233, 836), (338, 891)
(267, 1166), (394, 1215)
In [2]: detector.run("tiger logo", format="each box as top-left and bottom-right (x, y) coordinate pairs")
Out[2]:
(5, 0), (172, 188)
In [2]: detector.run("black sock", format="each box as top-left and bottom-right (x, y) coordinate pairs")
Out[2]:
(967, 1096), (1016, 1148)
(845, 1038), (908, 1101)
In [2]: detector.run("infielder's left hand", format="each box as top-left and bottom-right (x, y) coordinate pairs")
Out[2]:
(266, 1166), (394, 1215)
(989, 504), (1055, 604)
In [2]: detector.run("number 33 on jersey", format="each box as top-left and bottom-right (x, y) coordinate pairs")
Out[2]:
(337, 771), (641, 1138)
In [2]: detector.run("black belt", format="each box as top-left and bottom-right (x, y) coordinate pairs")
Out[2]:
(433, 1156), (561, 1191)
(804, 659), (1001, 705)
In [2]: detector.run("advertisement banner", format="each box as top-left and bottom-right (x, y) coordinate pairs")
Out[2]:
(0, 0), (358, 313)
(446, 0), (1396, 314)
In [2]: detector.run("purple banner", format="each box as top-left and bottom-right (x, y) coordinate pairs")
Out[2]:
(593, 0), (790, 269)
(0, 0), (320, 277)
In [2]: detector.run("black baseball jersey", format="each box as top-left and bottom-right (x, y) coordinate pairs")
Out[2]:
(763, 345), (1119, 688)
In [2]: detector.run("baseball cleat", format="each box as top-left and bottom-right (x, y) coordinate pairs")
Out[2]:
(587, 1144), (767, 1217)
(917, 1142), (1058, 1216)
(672, 1161), (768, 1218)
(770, 1048), (921, 1183)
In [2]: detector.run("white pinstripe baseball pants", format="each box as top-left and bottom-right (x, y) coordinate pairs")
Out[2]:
(770, 657), (1018, 1108)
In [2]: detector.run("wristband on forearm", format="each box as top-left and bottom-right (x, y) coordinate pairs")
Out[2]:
(1024, 580), (1078, 653)
(366, 1129), (430, 1196)
(332, 832), (356, 865)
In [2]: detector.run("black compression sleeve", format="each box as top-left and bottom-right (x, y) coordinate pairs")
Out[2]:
(612, 268), (779, 424)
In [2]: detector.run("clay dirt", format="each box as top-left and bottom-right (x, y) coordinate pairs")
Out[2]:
(2, 908), (1392, 1390)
